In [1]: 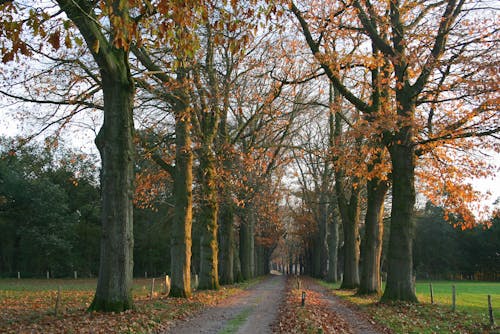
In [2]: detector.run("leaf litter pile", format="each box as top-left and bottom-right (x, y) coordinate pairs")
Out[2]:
(273, 276), (353, 334)
(0, 278), (253, 334)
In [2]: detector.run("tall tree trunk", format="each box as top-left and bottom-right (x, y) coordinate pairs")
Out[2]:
(382, 138), (418, 301)
(239, 207), (255, 280)
(255, 243), (267, 276)
(332, 91), (360, 289)
(326, 207), (339, 283)
(312, 195), (329, 278)
(233, 235), (243, 282)
(198, 145), (219, 290)
(311, 233), (322, 278)
(90, 67), (135, 312)
(339, 191), (361, 289)
(215, 48), (234, 284)
(358, 177), (389, 295)
(57, 0), (135, 313)
(170, 96), (193, 298)
(218, 197), (234, 284)
(319, 194), (329, 277)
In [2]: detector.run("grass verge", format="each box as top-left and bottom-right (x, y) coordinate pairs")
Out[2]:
(0, 276), (263, 334)
(320, 280), (499, 334)
(218, 307), (253, 334)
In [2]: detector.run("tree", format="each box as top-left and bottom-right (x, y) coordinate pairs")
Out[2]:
(1, 0), (138, 311)
(58, 0), (136, 311)
(334, 116), (362, 288)
(0, 138), (101, 278)
(290, 0), (499, 301)
(351, 0), (498, 301)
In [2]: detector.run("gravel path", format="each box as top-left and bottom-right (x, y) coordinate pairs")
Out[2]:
(165, 274), (286, 334)
(165, 275), (389, 334)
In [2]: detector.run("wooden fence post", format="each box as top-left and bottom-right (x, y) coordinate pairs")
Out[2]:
(150, 278), (155, 300)
(429, 282), (434, 304)
(488, 295), (495, 327)
(164, 275), (171, 296)
(54, 286), (61, 316)
(452, 285), (456, 312)
(17, 272), (20, 279)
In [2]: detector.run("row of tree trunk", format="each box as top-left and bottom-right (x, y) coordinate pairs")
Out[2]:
(297, 86), (389, 296)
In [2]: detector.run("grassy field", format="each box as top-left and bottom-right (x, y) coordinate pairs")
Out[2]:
(416, 281), (499, 319)
(321, 280), (500, 334)
(0, 277), (169, 295)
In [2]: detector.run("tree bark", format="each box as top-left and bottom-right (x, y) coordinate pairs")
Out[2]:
(198, 145), (219, 290)
(358, 177), (389, 295)
(89, 61), (135, 312)
(255, 243), (269, 276)
(170, 94), (193, 298)
(56, 0), (136, 312)
(334, 113), (361, 288)
(382, 138), (418, 302)
(311, 233), (321, 278)
(326, 205), (339, 283)
(239, 205), (255, 280)
(339, 189), (361, 289)
(312, 194), (329, 278)
(218, 197), (234, 284)
(233, 235), (243, 282)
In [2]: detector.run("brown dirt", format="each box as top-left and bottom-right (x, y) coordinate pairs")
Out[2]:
(163, 274), (286, 334)
(163, 274), (391, 334)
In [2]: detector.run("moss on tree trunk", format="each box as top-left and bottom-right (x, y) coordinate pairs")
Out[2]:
(218, 198), (235, 284)
(170, 96), (193, 298)
(198, 145), (219, 290)
(382, 136), (418, 302)
(358, 177), (388, 295)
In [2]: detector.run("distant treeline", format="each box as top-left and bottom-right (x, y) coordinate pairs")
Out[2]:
(0, 140), (171, 278)
(413, 203), (500, 281)
(1, 141), (498, 280)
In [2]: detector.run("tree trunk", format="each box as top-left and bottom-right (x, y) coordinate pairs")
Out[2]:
(319, 195), (329, 277)
(233, 235), (243, 282)
(218, 197), (234, 284)
(326, 209), (339, 283)
(312, 196), (329, 278)
(382, 140), (418, 302)
(335, 177), (361, 289)
(358, 177), (388, 295)
(311, 233), (322, 278)
(255, 243), (268, 276)
(340, 195), (360, 289)
(170, 99), (193, 298)
(333, 100), (360, 289)
(198, 145), (219, 290)
(239, 207), (255, 280)
(56, 0), (135, 313)
(90, 67), (135, 312)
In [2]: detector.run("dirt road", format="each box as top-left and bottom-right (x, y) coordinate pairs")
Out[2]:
(165, 274), (286, 334)
(164, 275), (387, 334)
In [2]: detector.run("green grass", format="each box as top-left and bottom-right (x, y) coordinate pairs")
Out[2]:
(218, 307), (253, 334)
(0, 278), (97, 291)
(416, 281), (500, 319)
(0, 276), (264, 333)
(0, 277), (172, 298)
(320, 280), (500, 334)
